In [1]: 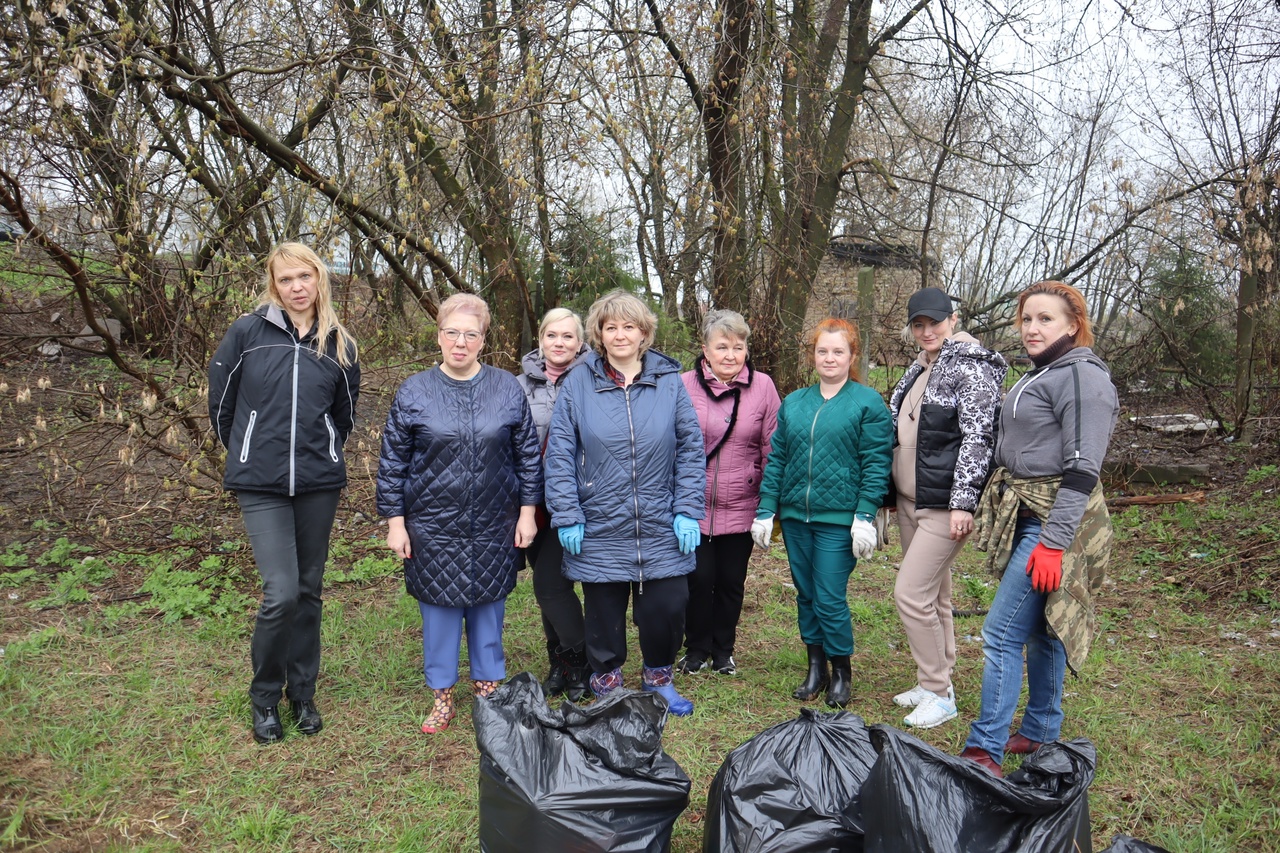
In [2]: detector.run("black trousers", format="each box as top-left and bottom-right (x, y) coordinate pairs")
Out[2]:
(236, 489), (340, 707)
(581, 575), (689, 674)
(683, 531), (754, 661)
(526, 527), (586, 653)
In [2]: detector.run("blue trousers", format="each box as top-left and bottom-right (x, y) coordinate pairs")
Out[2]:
(237, 489), (341, 708)
(781, 519), (856, 657)
(419, 599), (507, 689)
(965, 517), (1067, 762)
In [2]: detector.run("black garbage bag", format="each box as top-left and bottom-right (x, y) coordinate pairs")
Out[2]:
(1099, 836), (1171, 853)
(856, 724), (1094, 853)
(476, 672), (691, 853)
(702, 708), (879, 853)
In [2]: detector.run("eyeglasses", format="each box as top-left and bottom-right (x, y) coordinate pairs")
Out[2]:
(441, 328), (483, 344)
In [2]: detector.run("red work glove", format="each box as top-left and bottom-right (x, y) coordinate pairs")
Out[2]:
(1026, 544), (1064, 593)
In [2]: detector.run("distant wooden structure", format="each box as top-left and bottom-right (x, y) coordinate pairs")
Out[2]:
(807, 236), (941, 375)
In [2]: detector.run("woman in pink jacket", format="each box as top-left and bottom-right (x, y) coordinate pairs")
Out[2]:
(678, 310), (781, 675)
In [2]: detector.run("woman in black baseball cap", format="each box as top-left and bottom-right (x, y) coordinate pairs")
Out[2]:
(885, 288), (1007, 729)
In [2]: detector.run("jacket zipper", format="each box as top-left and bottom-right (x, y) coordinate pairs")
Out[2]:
(709, 453), (720, 536)
(289, 340), (300, 496)
(623, 384), (644, 591)
(467, 378), (477, 601)
(805, 394), (827, 522)
(239, 410), (258, 463)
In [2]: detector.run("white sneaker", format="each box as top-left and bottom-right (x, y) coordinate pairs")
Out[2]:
(893, 684), (932, 708)
(904, 688), (958, 729)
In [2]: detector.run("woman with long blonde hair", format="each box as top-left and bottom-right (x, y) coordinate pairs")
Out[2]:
(208, 242), (361, 744)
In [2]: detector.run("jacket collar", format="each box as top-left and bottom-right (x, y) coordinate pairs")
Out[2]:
(585, 348), (681, 390)
(521, 344), (590, 382)
(696, 356), (754, 399)
(258, 304), (315, 342)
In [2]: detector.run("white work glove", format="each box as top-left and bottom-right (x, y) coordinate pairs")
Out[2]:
(851, 516), (876, 560)
(751, 515), (774, 550)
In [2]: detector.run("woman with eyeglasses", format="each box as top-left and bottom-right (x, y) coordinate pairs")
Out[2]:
(376, 294), (543, 734)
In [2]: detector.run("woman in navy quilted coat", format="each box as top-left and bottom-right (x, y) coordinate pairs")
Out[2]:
(377, 294), (543, 735)
(753, 317), (892, 709)
(544, 290), (706, 716)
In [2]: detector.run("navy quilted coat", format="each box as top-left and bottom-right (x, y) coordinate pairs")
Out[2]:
(376, 365), (543, 607)
(544, 349), (706, 584)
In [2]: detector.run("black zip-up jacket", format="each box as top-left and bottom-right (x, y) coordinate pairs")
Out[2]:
(208, 304), (361, 495)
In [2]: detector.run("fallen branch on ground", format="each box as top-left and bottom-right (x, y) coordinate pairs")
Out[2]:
(1107, 491), (1206, 507)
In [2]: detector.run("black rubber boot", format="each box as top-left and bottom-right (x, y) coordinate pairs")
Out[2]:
(826, 655), (852, 708)
(792, 644), (829, 701)
(542, 644), (567, 697)
(561, 647), (589, 702)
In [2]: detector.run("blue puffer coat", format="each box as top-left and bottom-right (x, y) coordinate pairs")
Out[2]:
(544, 349), (706, 584)
(376, 365), (543, 607)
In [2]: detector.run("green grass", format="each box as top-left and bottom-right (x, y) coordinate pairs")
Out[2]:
(1, 498), (1278, 851)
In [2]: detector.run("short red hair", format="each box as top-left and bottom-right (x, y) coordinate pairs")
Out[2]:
(805, 318), (861, 382)
(1017, 281), (1094, 348)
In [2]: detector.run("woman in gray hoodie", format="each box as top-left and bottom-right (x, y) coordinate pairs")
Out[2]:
(959, 280), (1118, 778)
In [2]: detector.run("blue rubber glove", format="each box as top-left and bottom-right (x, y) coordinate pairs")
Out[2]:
(673, 514), (701, 555)
(558, 523), (585, 556)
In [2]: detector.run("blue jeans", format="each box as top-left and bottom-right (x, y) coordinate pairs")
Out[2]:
(780, 520), (856, 657)
(965, 517), (1066, 762)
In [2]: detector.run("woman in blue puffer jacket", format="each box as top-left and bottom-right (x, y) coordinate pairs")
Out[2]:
(376, 294), (543, 735)
(544, 290), (706, 716)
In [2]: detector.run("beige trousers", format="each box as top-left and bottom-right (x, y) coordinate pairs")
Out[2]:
(894, 497), (964, 694)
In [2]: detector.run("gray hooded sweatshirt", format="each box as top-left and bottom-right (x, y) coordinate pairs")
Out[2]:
(994, 346), (1118, 550)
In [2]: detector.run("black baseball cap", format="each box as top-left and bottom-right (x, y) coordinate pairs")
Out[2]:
(907, 287), (956, 322)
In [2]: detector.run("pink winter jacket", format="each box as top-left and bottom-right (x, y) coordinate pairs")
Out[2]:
(681, 359), (781, 536)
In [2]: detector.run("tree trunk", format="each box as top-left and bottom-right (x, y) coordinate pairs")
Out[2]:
(1233, 268), (1259, 442)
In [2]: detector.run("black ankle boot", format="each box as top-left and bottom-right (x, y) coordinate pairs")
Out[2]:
(252, 703), (283, 744)
(792, 644), (829, 701)
(560, 647), (589, 702)
(542, 644), (568, 697)
(826, 655), (852, 708)
(290, 698), (323, 736)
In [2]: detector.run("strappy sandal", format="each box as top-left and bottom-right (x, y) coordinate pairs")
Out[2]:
(421, 687), (455, 734)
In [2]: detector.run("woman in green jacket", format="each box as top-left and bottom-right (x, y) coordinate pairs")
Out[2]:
(753, 317), (893, 707)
